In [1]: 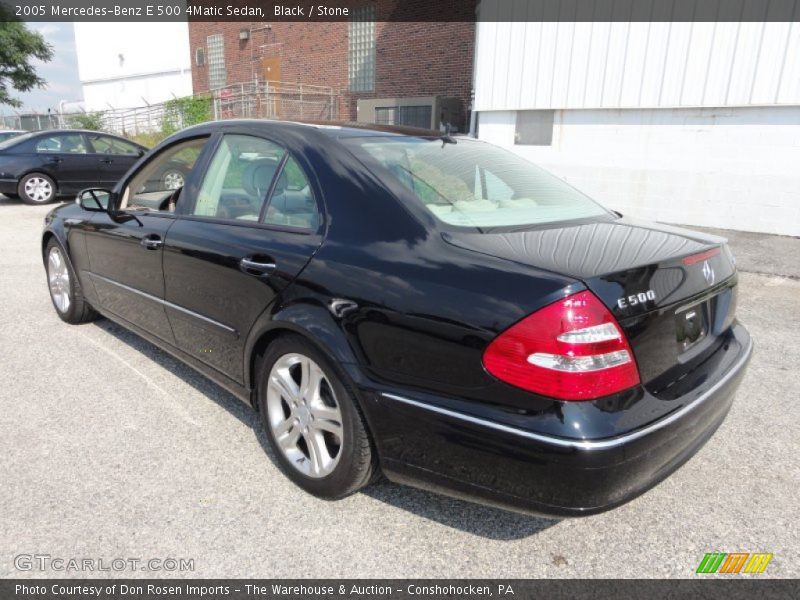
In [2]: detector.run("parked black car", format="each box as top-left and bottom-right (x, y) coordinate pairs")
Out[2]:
(40, 120), (751, 516)
(0, 129), (189, 205)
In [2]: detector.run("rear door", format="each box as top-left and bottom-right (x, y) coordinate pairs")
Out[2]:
(85, 133), (143, 188)
(162, 132), (323, 382)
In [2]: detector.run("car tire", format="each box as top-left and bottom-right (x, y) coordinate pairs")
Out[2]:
(161, 169), (185, 190)
(45, 238), (98, 324)
(19, 172), (56, 205)
(257, 334), (377, 499)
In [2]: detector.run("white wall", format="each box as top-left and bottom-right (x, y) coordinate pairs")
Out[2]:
(474, 17), (800, 110)
(73, 23), (192, 110)
(477, 107), (800, 237)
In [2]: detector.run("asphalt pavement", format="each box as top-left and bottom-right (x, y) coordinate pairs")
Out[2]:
(0, 195), (797, 578)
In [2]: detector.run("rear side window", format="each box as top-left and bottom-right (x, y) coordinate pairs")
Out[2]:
(262, 156), (319, 230)
(88, 134), (140, 156)
(36, 135), (87, 154)
(192, 134), (286, 221)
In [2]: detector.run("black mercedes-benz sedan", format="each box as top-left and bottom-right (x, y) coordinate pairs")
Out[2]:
(41, 120), (752, 516)
(0, 129), (147, 204)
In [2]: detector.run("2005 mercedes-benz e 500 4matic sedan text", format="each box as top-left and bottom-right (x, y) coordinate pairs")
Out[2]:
(41, 120), (752, 516)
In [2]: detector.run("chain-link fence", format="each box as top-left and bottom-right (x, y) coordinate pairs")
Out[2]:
(1, 80), (341, 137)
(213, 81), (339, 122)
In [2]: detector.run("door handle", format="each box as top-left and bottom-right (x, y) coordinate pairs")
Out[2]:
(47, 157), (62, 163)
(240, 257), (276, 276)
(99, 158), (113, 164)
(140, 235), (163, 250)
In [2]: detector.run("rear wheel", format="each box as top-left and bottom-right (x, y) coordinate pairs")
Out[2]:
(45, 239), (98, 324)
(258, 335), (377, 499)
(19, 172), (56, 205)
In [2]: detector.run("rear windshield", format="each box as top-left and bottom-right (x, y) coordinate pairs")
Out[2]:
(0, 131), (35, 151)
(340, 135), (610, 231)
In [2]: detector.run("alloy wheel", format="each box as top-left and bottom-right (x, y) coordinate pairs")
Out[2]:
(265, 353), (344, 478)
(24, 177), (53, 203)
(47, 246), (71, 313)
(162, 171), (184, 190)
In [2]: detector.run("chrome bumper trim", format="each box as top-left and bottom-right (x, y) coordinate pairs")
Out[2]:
(382, 336), (752, 451)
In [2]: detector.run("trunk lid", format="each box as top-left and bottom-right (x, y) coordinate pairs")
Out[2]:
(443, 217), (739, 391)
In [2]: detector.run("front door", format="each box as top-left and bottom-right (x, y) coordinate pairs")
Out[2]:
(83, 136), (213, 343)
(162, 132), (323, 382)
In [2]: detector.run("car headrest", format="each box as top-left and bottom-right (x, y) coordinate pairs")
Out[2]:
(241, 159), (278, 198)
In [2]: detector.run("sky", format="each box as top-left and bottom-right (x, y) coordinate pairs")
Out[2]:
(4, 23), (84, 115)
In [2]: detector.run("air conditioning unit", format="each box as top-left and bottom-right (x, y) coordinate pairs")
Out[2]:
(356, 96), (465, 132)
(195, 48), (205, 66)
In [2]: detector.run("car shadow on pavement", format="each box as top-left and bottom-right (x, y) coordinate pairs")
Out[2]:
(94, 319), (560, 541)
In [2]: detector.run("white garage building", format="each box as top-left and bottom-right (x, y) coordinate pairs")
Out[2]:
(73, 22), (192, 112)
(471, 5), (800, 236)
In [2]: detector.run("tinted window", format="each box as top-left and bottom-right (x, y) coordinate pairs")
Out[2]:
(88, 134), (140, 155)
(262, 156), (319, 230)
(36, 134), (87, 154)
(342, 136), (609, 230)
(192, 135), (285, 221)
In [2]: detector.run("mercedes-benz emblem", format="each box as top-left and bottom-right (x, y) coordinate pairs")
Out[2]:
(702, 260), (715, 286)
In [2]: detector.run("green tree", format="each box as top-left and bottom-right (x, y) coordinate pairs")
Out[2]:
(68, 111), (105, 131)
(0, 14), (54, 107)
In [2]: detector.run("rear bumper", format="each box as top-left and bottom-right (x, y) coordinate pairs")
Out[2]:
(362, 323), (752, 517)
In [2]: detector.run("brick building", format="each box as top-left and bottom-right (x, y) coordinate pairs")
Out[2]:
(187, 3), (476, 131)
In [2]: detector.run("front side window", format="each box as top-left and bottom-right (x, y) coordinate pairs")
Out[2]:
(88, 134), (140, 155)
(342, 136), (610, 230)
(191, 135), (285, 221)
(121, 137), (207, 211)
(36, 134), (87, 154)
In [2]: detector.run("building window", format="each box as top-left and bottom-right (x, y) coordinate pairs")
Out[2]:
(375, 105), (432, 129)
(348, 5), (376, 92)
(207, 34), (226, 90)
(515, 110), (554, 146)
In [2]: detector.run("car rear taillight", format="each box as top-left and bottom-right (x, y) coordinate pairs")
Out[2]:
(482, 290), (640, 401)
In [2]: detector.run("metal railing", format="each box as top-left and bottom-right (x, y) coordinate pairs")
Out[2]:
(1, 80), (341, 136)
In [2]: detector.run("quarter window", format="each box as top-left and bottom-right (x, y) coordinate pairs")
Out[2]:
(36, 134), (87, 153)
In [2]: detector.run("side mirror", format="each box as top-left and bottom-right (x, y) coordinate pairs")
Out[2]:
(137, 148), (146, 157)
(76, 188), (112, 212)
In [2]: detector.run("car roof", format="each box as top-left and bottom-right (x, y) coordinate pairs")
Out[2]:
(177, 119), (447, 139)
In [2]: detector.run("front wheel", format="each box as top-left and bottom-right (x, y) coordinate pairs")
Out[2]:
(258, 335), (377, 499)
(161, 169), (184, 190)
(19, 172), (56, 205)
(45, 239), (98, 324)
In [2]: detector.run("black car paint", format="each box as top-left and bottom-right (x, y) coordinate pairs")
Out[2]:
(42, 120), (751, 516)
(0, 130), (145, 197)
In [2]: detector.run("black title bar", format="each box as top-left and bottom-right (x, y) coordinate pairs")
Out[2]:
(1, 0), (800, 22)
